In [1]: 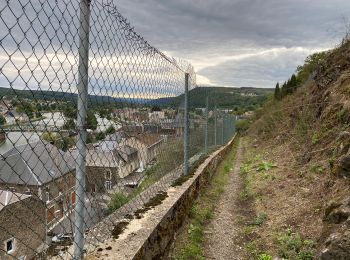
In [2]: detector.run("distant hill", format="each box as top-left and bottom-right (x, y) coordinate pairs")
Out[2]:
(0, 87), (150, 107)
(0, 86), (272, 111)
(151, 86), (273, 110)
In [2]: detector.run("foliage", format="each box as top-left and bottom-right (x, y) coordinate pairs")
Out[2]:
(97, 107), (112, 119)
(16, 101), (35, 118)
(254, 213), (268, 226)
(0, 114), (6, 125)
(257, 161), (277, 172)
(86, 132), (94, 144)
(296, 51), (327, 83)
(105, 125), (116, 135)
(86, 111), (98, 130)
(108, 193), (129, 213)
(258, 254), (273, 260)
(311, 133), (319, 145)
(41, 132), (74, 151)
(236, 119), (250, 133)
(164, 87), (272, 111)
(35, 111), (42, 118)
(276, 230), (315, 260)
(62, 118), (76, 130)
(95, 131), (106, 141)
(63, 104), (76, 119)
(151, 105), (161, 112)
(274, 83), (281, 100)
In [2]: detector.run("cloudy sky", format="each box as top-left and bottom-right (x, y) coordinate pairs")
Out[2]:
(1, 0), (350, 97)
(115, 0), (350, 88)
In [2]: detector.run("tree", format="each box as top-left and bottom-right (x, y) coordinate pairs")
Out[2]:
(151, 105), (161, 112)
(63, 104), (76, 119)
(50, 103), (57, 111)
(86, 111), (98, 130)
(0, 114), (6, 126)
(105, 125), (116, 135)
(281, 82), (287, 97)
(95, 131), (106, 141)
(41, 132), (74, 151)
(86, 132), (94, 144)
(17, 101), (35, 119)
(36, 103), (43, 111)
(290, 74), (298, 92)
(35, 111), (42, 118)
(274, 83), (281, 100)
(296, 51), (327, 83)
(62, 118), (76, 130)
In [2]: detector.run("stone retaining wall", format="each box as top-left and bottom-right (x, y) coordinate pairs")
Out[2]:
(86, 135), (236, 260)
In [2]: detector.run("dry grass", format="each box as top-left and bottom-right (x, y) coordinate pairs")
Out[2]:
(239, 40), (350, 258)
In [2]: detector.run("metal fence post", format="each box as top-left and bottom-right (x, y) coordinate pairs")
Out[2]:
(184, 73), (189, 176)
(214, 105), (217, 146)
(74, 0), (91, 259)
(221, 115), (224, 145)
(204, 95), (208, 153)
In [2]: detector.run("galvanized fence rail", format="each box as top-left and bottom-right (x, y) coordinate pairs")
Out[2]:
(0, 0), (236, 259)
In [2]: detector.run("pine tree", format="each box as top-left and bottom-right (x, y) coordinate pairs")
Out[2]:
(287, 79), (293, 94)
(274, 82), (281, 100)
(281, 82), (287, 97)
(290, 74), (298, 91)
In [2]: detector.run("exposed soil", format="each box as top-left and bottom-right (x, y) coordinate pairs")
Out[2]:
(203, 140), (247, 259)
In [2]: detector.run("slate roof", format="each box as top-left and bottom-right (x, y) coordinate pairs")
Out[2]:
(117, 145), (138, 163)
(135, 133), (164, 148)
(85, 149), (120, 168)
(0, 189), (31, 211)
(95, 132), (125, 152)
(0, 140), (75, 186)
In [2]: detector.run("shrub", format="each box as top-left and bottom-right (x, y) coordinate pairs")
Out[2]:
(108, 193), (129, 213)
(235, 119), (250, 133)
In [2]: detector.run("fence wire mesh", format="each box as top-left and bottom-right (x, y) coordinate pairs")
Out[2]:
(0, 0), (236, 259)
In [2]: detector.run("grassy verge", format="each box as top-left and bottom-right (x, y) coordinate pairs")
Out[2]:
(171, 137), (239, 260)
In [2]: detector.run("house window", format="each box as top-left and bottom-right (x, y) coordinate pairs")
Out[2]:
(105, 170), (112, 180)
(5, 238), (14, 254)
(105, 181), (112, 190)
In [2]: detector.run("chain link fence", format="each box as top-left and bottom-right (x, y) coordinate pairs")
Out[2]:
(0, 0), (236, 259)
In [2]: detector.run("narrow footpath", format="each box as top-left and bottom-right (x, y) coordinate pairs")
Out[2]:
(204, 140), (245, 260)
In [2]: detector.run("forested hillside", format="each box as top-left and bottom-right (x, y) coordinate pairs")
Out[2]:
(160, 86), (273, 111)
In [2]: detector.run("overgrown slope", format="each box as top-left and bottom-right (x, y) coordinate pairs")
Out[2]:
(240, 40), (350, 259)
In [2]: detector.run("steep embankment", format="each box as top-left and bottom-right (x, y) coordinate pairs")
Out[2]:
(239, 41), (350, 259)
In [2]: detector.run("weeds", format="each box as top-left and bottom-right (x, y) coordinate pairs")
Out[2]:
(254, 213), (268, 226)
(258, 253), (273, 260)
(257, 161), (277, 172)
(311, 133), (319, 145)
(276, 229), (315, 260)
(310, 164), (324, 174)
(108, 192), (129, 213)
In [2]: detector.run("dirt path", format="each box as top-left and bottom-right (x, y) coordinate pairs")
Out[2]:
(204, 140), (245, 260)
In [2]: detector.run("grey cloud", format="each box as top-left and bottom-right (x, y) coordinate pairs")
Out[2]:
(116, 0), (350, 87)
